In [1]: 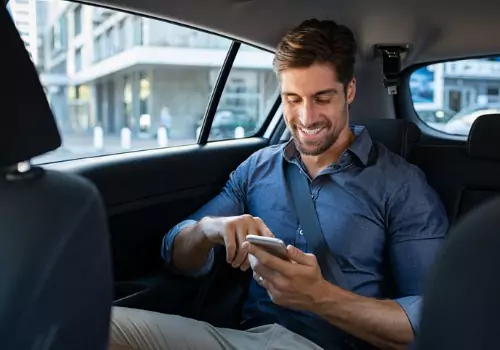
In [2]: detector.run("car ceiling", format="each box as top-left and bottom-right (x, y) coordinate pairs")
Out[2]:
(82, 0), (500, 67)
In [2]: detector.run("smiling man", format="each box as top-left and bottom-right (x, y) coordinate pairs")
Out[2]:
(109, 19), (448, 350)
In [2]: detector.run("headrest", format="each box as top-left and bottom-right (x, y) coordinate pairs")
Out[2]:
(0, 5), (61, 168)
(467, 114), (500, 161)
(417, 196), (500, 349)
(358, 119), (421, 158)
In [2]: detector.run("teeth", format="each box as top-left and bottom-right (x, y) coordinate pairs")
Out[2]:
(299, 127), (322, 135)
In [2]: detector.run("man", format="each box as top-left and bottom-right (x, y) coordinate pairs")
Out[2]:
(109, 19), (448, 350)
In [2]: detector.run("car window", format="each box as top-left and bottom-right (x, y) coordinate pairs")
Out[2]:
(8, 0), (277, 164)
(207, 45), (279, 141)
(410, 57), (500, 137)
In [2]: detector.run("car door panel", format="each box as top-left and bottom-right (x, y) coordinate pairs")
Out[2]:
(45, 138), (268, 300)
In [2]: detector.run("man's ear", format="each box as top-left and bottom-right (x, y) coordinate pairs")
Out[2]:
(346, 78), (356, 105)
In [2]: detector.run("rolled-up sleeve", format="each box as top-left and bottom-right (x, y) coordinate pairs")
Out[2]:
(387, 165), (449, 334)
(161, 220), (215, 277)
(161, 154), (253, 277)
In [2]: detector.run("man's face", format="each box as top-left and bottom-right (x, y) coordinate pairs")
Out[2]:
(281, 62), (356, 156)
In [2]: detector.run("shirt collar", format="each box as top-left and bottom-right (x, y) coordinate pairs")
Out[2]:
(282, 125), (373, 167)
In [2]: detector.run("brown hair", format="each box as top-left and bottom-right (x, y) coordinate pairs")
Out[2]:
(273, 19), (357, 88)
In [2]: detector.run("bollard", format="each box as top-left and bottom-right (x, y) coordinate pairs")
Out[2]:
(157, 126), (168, 147)
(93, 126), (104, 150)
(234, 126), (245, 138)
(121, 127), (131, 149)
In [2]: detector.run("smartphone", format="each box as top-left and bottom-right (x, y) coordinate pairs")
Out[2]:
(246, 235), (289, 260)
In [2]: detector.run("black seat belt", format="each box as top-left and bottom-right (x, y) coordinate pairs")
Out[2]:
(285, 162), (349, 290)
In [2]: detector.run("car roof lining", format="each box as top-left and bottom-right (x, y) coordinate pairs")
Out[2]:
(79, 0), (500, 68)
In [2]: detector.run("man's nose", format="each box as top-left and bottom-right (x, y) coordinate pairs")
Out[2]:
(299, 102), (317, 126)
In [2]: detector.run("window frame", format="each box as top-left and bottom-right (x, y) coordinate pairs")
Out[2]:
(399, 54), (500, 142)
(7, 0), (283, 164)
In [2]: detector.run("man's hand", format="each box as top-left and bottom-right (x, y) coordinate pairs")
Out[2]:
(242, 241), (329, 311)
(199, 215), (274, 271)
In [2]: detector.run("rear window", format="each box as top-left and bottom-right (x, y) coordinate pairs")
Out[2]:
(9, 0), (278, 164)
(410, 56), (500, 136)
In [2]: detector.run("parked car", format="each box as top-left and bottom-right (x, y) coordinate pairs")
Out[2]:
(415, 106), (455, 124)
(196, 109), (259, 140)
(433, 103), (500, 135)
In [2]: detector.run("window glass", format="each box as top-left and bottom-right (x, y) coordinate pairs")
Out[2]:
(411, 57), (500, 136)
(74, 4), (82, 36)
(207, 44), (280, 141)
(10, 0), (234, 163)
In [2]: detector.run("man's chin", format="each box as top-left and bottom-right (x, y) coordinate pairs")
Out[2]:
(294, 140), (328, 156)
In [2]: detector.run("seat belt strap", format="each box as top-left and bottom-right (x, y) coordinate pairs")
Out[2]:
(284, 162), (349, 289)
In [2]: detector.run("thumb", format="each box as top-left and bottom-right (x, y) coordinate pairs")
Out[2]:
(286, 245), (317, 266)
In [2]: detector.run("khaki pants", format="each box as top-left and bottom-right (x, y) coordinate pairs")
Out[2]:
(109, 306), (324, 350)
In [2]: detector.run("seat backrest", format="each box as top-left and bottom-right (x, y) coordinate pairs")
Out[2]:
(0, 6), (112, 350)
(281, 119), (421, 159)
(417, 196), (500, 349)
(409, 114), (500, 223)
(358, 119), (421, 158)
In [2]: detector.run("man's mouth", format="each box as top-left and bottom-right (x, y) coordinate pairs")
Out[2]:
(298, 126), (325, 136)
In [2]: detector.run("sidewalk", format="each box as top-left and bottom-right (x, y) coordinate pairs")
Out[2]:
(33, 134), (196, 164)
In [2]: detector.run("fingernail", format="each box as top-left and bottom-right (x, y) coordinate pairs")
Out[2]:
(241, 242), (249, 250)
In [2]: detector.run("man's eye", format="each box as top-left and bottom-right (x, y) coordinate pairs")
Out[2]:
(316, 98), (331, 104)
(287, 98), (301, 104)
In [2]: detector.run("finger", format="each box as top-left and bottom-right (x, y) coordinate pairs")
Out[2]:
(231, 226), (247, 268)
(253, 217), (274, 237)
(222, 230), (237, 264)
(240, 255), (250, 271)
(253, 268), (286, 297)
(253, 271), (263, 284)
(286, 245), (317, 266)
(244, 243), (291, 275)
(253, 271), (271, 290)
(252, 255), (280, 280)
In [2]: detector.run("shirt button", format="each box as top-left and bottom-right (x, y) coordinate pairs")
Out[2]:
(299, 229), (304, 236)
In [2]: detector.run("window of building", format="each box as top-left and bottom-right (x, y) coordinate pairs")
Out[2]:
(133, 16), (143, 46)
(117, 20), (125, 52)
(410, 56), (500, 137)
(75, 47), (82, 72)
(10, 0), (279, 164)
(94, 35), (101, 61)
(74, 5), (82, 36)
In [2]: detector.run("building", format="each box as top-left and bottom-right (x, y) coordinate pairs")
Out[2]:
(38, 1), (278, 141)
(8, 0), (39, 66)
(442, 58), (500, 112)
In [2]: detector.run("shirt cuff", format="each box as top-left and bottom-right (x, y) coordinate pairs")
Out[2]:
(394, 295), (422, 335)
(161, 219), (215, 277)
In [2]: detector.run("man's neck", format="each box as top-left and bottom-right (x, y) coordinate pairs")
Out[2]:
(301, 127), (355, 178)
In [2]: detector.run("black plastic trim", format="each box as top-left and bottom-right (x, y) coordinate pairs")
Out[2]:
(255, 95), (281, 138)
(198, 41), (241, 145)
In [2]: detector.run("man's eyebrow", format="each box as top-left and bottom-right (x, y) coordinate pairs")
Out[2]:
(314, 88), (338, 96)
(281, 89), (338, 97)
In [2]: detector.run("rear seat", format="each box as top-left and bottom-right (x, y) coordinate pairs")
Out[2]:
(360, 119), (421, 159)
(409, 114), (500, 224)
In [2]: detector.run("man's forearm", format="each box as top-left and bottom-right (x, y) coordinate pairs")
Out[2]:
(310, 282), (413, 350)
(172, 219), (214, 273)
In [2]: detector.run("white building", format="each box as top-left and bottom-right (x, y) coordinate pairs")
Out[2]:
(9, 0), (39, 65)
(38, 2), (278, 140)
